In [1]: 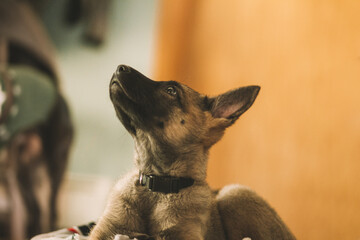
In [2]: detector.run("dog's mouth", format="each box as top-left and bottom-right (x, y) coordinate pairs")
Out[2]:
(109, 65), (169, 135)
(109, 73), (138, 135)
(110, 74), (129, 99)
(110, 74), (120, 87)
(110, 71), (141, 105)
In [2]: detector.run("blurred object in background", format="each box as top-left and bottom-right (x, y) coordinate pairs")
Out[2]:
(154, 0), (360, 239)
(38, 0), (158, 229)
(0, 1), (73, 239)
(39, 0), (157, 179)
(64, 0), (112, 46)
(56, 173), (112, 228)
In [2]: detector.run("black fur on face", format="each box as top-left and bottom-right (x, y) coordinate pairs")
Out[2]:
(109, 65), (201, 136)
(109, 65), (260, 175)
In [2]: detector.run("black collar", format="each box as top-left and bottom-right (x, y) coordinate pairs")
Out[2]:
(139, 172), (195, 194)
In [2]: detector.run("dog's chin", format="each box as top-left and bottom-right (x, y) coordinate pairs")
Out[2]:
(110, 76), (138, 104)
(110, 77), (123, 96)
(109, 89), (138, 135)
(115, 107), (137, 135)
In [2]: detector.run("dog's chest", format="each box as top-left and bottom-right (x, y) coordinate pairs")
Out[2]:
(142, 187), (213, 234)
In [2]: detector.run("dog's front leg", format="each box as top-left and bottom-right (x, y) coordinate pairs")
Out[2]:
(150, 215), (206, 240)
(89, 190), (150, 240)
(89, 208), (149, 240)
(153, 224), (204, 240)
(89, 206), (152, 240)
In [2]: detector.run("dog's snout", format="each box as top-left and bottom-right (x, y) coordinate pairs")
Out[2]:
(117, 65), (131, 74)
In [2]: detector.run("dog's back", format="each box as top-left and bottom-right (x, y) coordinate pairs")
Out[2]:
(216, 185), (295, 240)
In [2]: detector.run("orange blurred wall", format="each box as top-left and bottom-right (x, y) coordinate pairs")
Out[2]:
(153, 0), (360, 239)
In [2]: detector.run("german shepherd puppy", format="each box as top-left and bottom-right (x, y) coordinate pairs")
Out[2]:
(89, 65), (296, 240)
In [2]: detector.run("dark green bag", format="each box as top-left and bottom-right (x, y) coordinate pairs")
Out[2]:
(0, 66), (56, 148)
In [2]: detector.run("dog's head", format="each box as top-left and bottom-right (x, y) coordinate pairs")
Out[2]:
(110, 65), (260, 176)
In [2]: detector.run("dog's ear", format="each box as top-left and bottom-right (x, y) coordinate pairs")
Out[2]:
(202, 86), (260, 148)
(209, 85), (260, 126)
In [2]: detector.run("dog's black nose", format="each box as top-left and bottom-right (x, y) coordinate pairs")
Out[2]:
(117, 65), (131, 74)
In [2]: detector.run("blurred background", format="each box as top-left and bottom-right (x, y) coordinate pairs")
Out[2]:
(41, 0), (158, 230)
(1, 0), (360, 239)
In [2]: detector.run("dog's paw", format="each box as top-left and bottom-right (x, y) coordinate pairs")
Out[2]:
(131, 234), (154, 240)
(115, 233), (154, 240)
(114, 235), (131, 240)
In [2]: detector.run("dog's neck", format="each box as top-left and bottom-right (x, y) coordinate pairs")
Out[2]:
(133, 134), (209, 182)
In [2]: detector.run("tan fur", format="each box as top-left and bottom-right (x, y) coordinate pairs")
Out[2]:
(89, 66), (296, 240)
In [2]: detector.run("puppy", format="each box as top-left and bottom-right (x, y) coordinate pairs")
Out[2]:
(89, 65), (296, 240)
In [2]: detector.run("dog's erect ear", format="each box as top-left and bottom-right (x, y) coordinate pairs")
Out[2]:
(209, 85), (260, 126)
(203, 85), (260, 148)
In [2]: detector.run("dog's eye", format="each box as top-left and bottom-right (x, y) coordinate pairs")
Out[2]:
(166, 86), (177, 96)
